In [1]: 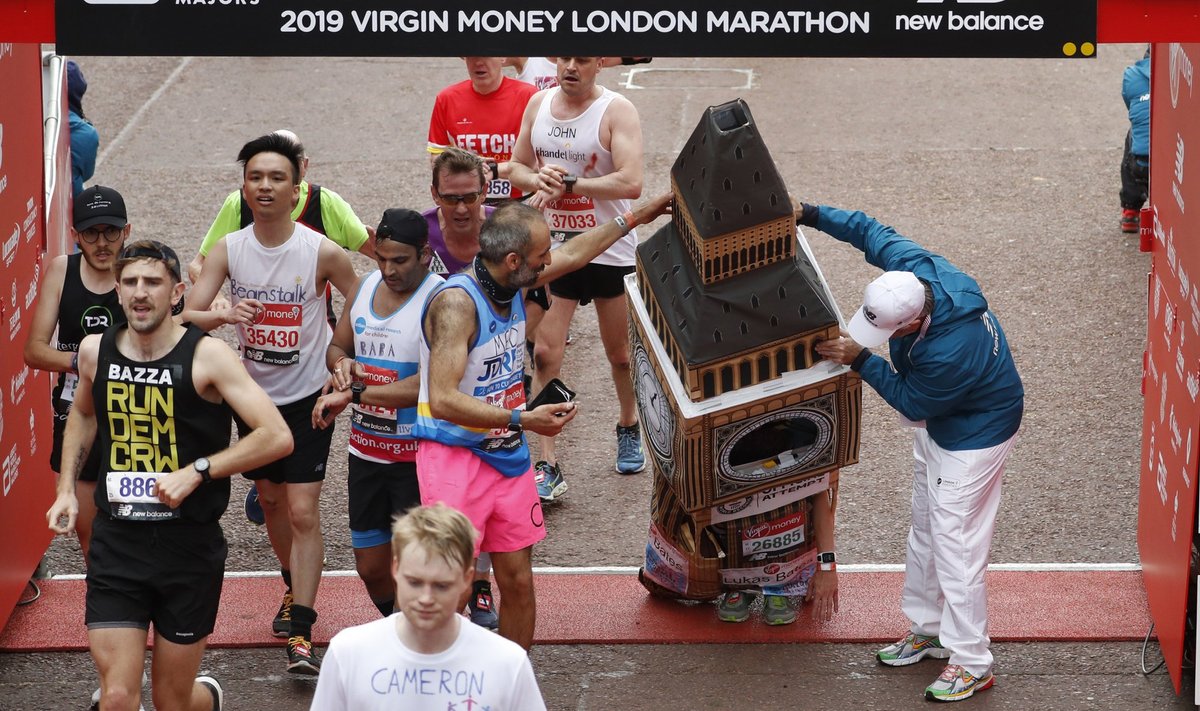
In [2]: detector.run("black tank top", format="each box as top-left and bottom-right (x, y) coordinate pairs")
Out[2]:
(240, 182), (325, 234)
(92, 324), (233, 523)
(52, 253), (124, 405)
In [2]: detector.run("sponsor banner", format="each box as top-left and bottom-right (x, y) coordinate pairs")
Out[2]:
(57, 0), (1094, 59)
(720, 548), (817, 596)
(643, 522), (690, 594)
(709, 471), (828, 524)
(1138, 43), (1200, 694)
(0, 43), (55, 634)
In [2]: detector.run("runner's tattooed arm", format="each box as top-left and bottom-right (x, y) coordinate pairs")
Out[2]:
(46, 335), (100, 535)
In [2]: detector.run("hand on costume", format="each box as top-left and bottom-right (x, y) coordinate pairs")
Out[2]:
(814, 330), (866, 366)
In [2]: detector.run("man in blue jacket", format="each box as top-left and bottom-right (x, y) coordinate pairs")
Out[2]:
(1120, 48), (1151, 233)
(808, 203), (1023, 703)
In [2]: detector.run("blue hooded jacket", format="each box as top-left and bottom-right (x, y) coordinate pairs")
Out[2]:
(1123, 56), (1151, 159)
(813, 206), (1023, 451)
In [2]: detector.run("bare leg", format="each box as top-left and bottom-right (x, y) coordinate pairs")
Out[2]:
(255, 479), (293, 571)
(285, 480), (325, 609)
(490, 547), (535, 650)
(593, 294), (637, 428)
(149, 632), (218, 711)
(88, 627), (147, 711)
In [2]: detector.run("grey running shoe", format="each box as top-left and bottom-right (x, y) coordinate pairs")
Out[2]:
(876, 632), (951, 666)
(717, 591), (754, 623)
(762, 594), (797, 625)
(615, 423), (646, 474)
(468, 580), (499, 631)
(925, 664), (994, 702)
(534, 461), (567, 502)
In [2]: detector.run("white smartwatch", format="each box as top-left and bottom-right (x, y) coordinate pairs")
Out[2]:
(818, 551), (836, 571)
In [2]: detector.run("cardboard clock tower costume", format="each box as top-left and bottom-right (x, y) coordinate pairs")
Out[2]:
(627, 99), (862, 601)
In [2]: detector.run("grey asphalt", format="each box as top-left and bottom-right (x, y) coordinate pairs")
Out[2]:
(6, 47), (1189, 709)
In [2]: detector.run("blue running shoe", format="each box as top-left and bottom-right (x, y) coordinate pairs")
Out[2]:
(468, 580), (499, 631)
(615, 423), (646, 474)
(245, 484), (265, 525)
(534, 461), (567, 502)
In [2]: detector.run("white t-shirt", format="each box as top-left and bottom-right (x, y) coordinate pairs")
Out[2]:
(310, 615), (546, 711)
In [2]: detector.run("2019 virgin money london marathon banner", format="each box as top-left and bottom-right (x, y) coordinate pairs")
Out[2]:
(58, 0), (1095, 58)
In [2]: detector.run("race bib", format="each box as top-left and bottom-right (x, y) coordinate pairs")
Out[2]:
(61, 372), (80, 403)
(545, 194), (598, 239)
(486, 177), (513, 200)
(105, 471), (179, 521)
(243, 302), (302, 366)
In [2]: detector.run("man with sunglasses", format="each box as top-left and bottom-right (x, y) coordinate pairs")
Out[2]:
(46, 240), (292, 711)
(25, 185), (130, 563)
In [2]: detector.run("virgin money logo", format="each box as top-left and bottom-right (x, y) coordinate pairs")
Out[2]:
(1170, 43), (1194, 110)
(744, 511), (804, 540)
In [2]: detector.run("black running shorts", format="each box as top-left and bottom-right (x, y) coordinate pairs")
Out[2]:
(85, 515), (226, 645)
(548, 263), (634, 307)
(236, 390), (333, 484)
(347, 455), (420, 549)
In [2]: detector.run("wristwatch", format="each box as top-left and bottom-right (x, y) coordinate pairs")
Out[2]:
(563, 174), (578, 194)
(194, 457), (212, 484)
(509, 409), (523, 432)
(819, 551), (836, 571)
(351, 381), (366, 405)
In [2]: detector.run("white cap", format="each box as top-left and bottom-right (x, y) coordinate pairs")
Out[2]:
(846, 271), (925, 348)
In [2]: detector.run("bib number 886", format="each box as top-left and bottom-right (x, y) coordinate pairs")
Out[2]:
(119, 475), (157, 499)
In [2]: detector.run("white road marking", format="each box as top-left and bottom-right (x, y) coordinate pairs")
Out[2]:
(47, 561), (1140, 581)
(95, 57), (193, 171)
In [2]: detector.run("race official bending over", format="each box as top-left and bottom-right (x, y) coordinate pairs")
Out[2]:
(413, 194), (672, 650)
(808, 203), (1023, 703)
(47, 240), (292, 711)
(309, 504), (545, 711)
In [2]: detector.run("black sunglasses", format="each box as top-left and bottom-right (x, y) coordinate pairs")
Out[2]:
(437, 191), (483, 206)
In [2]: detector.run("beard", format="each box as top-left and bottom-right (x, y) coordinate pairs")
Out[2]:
(507, 262), (541, 290)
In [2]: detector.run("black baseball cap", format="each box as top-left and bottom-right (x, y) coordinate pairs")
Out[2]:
(376, 208), (428, 248)
(74, 186), (128, 231)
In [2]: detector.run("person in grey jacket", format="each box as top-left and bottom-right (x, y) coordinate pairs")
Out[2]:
(807, 203), (1022, 703)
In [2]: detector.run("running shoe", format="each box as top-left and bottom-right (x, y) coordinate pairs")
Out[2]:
(876, 632), (950, 667)
(468, 580), (499, 631)
(244, 484), (265, 525)
(196, 676), (224, 710)
(272, 591), (293, 638)
(716, 591), (753, 623)
(534, 461), (567, 502)
(924, 664), (994, 702)
(615, 423), (646, 474)
(89, 689), (145, 711)
(762, 594), (797, 625)
(1121, 208), (1140, 233)
(286, 635), (321, 675)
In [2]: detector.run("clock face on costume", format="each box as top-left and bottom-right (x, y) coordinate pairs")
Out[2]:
(633, 343), (675, 473)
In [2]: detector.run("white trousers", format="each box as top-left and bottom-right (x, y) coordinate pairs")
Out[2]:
(901, 428), (1017, 676)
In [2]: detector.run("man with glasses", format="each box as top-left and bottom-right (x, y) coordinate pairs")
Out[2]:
(47, 239), (292, 711)
(25, 185), (130, 563)
(427, 57), (537, 205)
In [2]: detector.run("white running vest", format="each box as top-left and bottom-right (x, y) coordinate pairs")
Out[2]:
(347, 270), (444, 464)
(531, 86), (636, 267)
(225, 223), (331, 405)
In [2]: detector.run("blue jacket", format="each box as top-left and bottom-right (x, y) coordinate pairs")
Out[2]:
(1123, 57), (1151, 159)
(69, 110), (98, 197)
(814, 206), (1023, 451)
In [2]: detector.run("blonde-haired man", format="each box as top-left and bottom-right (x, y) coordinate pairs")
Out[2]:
(310, 504), (546, 711)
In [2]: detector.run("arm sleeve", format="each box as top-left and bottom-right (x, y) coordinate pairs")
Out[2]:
(318, 187), (369, 251)
(815, 205), (938, 273)
(427, 92), (451, 154)
(198, 191), (245, 257)
(857, 350), (975, 422)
